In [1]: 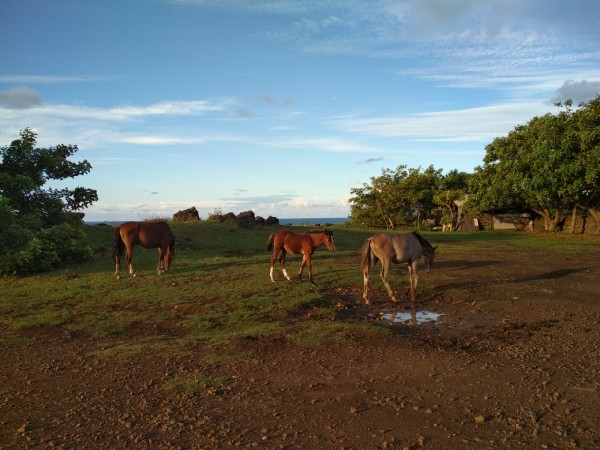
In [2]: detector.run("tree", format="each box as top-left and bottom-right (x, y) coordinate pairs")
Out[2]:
(397, 165), (441, 229)
(467, 104), (587, 231)
(434, 170), (471, 230)
(0, 128), (97, 227)
(349, 165), (446, 229)
(349, 167), (412, 228)
(0, 128), (98, 274)
(572, 96), (600, 232)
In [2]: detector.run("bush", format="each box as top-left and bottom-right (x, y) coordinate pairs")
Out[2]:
(0, 222), (93, 276)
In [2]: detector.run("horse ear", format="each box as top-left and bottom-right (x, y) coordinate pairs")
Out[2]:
(433, 245), (439, 251)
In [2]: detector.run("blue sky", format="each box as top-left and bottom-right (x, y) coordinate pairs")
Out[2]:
(1, 0), (599, 221)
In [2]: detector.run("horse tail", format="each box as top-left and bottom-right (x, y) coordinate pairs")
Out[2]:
(266, 233), (275, 251)
(361, 238), (372, 274)
(113, 226), (125, 262)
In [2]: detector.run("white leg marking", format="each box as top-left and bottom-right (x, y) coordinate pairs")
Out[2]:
(270, 267), (275, 282)
(282, 268), (291, 281)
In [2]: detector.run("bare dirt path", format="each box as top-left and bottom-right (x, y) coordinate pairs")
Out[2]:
(2, 245), (599, 449)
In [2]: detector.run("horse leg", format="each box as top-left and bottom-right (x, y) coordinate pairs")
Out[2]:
(379, 260), (397, 302)
(363, 257), (376, 304)
(114, 253), (121, 279)
(157, 247), (164, 274)
(270, 249), (278, 282)
(279, 250), (291, 281)
(297, 255), (306, 281)
(406, 263), (418, 301)
(408, 262), (419, 301)
(126, 245), (136, 277)
(362, 266), (370, 304)
(301, 254), (314, 284)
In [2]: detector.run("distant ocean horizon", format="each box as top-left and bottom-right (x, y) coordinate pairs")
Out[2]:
(85, 217), (349, 226)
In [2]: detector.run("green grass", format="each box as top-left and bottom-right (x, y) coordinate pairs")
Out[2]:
(1, 221), (599, 362)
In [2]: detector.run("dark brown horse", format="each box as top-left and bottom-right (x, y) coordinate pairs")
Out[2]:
(361, 232), (436, 304)
(113, 221), (175, 279)
(266, 229), (335, 283)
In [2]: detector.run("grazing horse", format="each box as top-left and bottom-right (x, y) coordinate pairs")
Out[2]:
(113, 221), (175, 279)
(266, 229), (336, 283)
(361, 232), (436, 304)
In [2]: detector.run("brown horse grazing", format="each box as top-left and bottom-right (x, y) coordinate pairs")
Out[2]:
(361, 232), (436, 304)
(266, 229), (335, 283)
(113, 221), (175, 279)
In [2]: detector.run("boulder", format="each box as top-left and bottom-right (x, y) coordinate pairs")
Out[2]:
(236, 210), (256, 229)
(220, 212), (237, 222)
(265, 216), (280, 226)
(173, 206), (200, 222)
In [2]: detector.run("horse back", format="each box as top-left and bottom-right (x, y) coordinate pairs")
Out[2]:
(120, 221), (173, 249)
(370, 232), (423, 264)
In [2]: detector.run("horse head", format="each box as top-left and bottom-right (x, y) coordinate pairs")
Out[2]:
(324, 229), (336, 253)
(423, 244), (437, 273)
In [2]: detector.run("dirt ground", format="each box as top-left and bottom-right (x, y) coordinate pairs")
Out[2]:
(2, 243), (600, 449)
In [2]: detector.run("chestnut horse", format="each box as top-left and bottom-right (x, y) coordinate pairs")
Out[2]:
(361, 232), (436, 304)
(113, 221), (175, 279)
(266, 229), (335, 283)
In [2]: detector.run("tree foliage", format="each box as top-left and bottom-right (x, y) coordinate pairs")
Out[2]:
(467, 97), (600, 231)
(0, 128), (98, 275)
(349, 165), (469, 229)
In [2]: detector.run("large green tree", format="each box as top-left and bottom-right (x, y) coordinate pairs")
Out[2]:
(572, 96), (600, 231)
(433, 169), (471, 230)
(467, 101), (596, 231)
(0, 128), (98, 274)
(349, 164), (450, 229)
(0, 128), (97, 226)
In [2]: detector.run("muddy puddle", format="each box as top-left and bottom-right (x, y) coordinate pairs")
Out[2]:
(374, 309), (444, 325)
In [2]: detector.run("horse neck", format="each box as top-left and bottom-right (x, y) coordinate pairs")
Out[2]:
(310, 232), (328, 247)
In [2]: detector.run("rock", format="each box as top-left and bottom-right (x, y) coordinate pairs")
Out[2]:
(236, 210), (256, 229)
(265, 215), (279, 226)
(173, 206), (200, 222)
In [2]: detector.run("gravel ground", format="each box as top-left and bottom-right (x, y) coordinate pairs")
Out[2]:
(2, 245), (599, 449)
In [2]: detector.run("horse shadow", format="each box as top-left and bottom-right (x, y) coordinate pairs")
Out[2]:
(432, 264), (588, 294)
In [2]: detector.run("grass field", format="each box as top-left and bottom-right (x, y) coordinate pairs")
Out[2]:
(1, 221), (598, 357)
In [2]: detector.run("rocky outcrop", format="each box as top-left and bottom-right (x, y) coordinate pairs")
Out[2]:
(173, 206), (200, 222)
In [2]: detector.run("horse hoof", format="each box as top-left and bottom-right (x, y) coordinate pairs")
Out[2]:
(115, 274), (121, 280)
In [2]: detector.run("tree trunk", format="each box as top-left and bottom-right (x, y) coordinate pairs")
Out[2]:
(534, 208), (563, 231)
(384, 215), (394, 230)
(568, 205), (578, 234)
(588, 208), (600, 234)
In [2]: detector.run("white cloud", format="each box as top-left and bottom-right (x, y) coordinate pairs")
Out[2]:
(260, 137), (376, 153)
(337, 102), (552, 141)
(0, 75), (116, 84)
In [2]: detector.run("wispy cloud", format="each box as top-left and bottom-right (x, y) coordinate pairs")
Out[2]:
(260, 137), (376, 153)
(336, 102), (552, 142)
(0, 91), (238, 147)
(0, 75), (117, 84)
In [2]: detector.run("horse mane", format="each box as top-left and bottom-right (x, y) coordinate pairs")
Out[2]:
(411, 231), (433, 251)
(308, 229), (333, 235)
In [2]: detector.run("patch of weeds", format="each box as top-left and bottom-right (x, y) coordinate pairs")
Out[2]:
(162, 372), (227, 394)
(202, 350), (255, 366)
(0, 336), (33, 346)
(93, 337), (177, 359)
(97, 325), (127, 337)
(289, 322), (385, 348)
(11, 309), (72, 331)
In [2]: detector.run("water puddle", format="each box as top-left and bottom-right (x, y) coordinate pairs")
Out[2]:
(376, 310), (444, 325)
